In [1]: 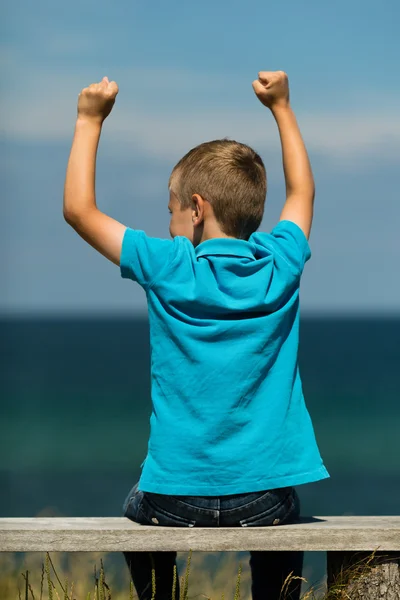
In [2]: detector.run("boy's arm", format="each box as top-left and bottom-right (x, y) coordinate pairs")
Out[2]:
(272, 104), (315, 239)
(253, 71), (315, 240)
(63, 77), (126, 266)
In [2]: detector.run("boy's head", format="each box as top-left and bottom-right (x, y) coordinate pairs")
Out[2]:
(168, 139), (266, 245)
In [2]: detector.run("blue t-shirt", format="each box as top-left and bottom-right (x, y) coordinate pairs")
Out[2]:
(120, 220), (330, 495)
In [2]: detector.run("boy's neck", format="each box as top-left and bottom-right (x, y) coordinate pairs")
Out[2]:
(194, 222), (238, 246)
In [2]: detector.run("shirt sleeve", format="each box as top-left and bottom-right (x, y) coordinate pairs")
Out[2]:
(120, 228), (179, 290)
(268, 220), (311, 275)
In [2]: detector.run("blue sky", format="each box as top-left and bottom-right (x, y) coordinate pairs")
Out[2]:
(1, 0), (399, 314)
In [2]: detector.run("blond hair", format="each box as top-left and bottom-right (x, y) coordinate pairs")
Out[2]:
(168, 139), (267, 240)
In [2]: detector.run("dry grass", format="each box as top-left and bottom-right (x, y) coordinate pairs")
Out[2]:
(1, 547), (397, 600)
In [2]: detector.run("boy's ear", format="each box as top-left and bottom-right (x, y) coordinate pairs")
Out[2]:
(192, 192), (208, 207)
(191, 198), (197, 225)
(192, 193), (201, 215)
(193, 193), (216, 226)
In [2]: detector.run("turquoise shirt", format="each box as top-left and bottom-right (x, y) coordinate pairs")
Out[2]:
(120, 220), (329, 495)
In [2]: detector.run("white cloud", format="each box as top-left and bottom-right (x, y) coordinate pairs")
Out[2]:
(2, 61), (400, 171)
(108, 110), (400, 171)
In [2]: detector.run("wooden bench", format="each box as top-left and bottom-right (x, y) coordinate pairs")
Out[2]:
(1, 516), (399, 597)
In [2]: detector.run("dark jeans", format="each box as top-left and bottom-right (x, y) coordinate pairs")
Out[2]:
(122, 481), (303, 600)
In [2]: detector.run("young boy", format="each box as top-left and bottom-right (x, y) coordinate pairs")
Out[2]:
(64, 70), (329, 600)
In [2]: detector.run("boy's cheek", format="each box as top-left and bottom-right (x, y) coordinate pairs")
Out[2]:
(169, 218), (178, 239)
(170, 216), (193, 241)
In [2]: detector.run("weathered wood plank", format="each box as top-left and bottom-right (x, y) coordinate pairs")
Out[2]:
(1, 516), (400, 552)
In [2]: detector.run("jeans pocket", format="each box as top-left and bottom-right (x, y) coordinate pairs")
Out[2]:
(239, 491), (295, 527)
(139, 495), (196, 527)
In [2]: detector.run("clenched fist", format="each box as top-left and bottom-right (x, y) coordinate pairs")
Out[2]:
(252, 71), (290, 110)
(77, 76), (119, 124)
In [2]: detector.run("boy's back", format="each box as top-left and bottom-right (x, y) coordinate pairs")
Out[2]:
(120, 220), (328, 494)
(63, 69), (330, 496)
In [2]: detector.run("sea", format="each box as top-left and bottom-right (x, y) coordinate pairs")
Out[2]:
(1, 315), (399, 597)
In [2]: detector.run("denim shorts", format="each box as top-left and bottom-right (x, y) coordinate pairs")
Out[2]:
(122, 481), (300, 527)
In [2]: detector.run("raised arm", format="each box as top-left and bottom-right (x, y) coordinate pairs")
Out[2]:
(253, 71), (315, 239)
(63, 77), (126, 265)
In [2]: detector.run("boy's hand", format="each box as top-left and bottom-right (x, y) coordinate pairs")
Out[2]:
(77, 76), (119, 124)
(252, 71), (290, 110)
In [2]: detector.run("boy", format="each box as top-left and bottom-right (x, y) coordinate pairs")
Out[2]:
(64, 70), (329, 600)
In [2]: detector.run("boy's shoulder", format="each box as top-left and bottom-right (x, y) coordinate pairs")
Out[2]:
(120, 219), (311, 289)
(120, 228), (181, 289)
(250, 220), (311, 275)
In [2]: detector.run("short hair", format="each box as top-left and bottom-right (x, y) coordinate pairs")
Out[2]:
(168, 139), (267, 240)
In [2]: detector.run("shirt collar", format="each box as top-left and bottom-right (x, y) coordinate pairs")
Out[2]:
(195, 238), (256, 260)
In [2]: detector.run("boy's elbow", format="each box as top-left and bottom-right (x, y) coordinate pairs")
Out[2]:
(287, 184), (315, 205)
(63, 207), (72, 224)
(302, 181), (315, 206)
(63, 206), (87, 230)
(63, 204), (93, 227)
(63, 207), (78, 226)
